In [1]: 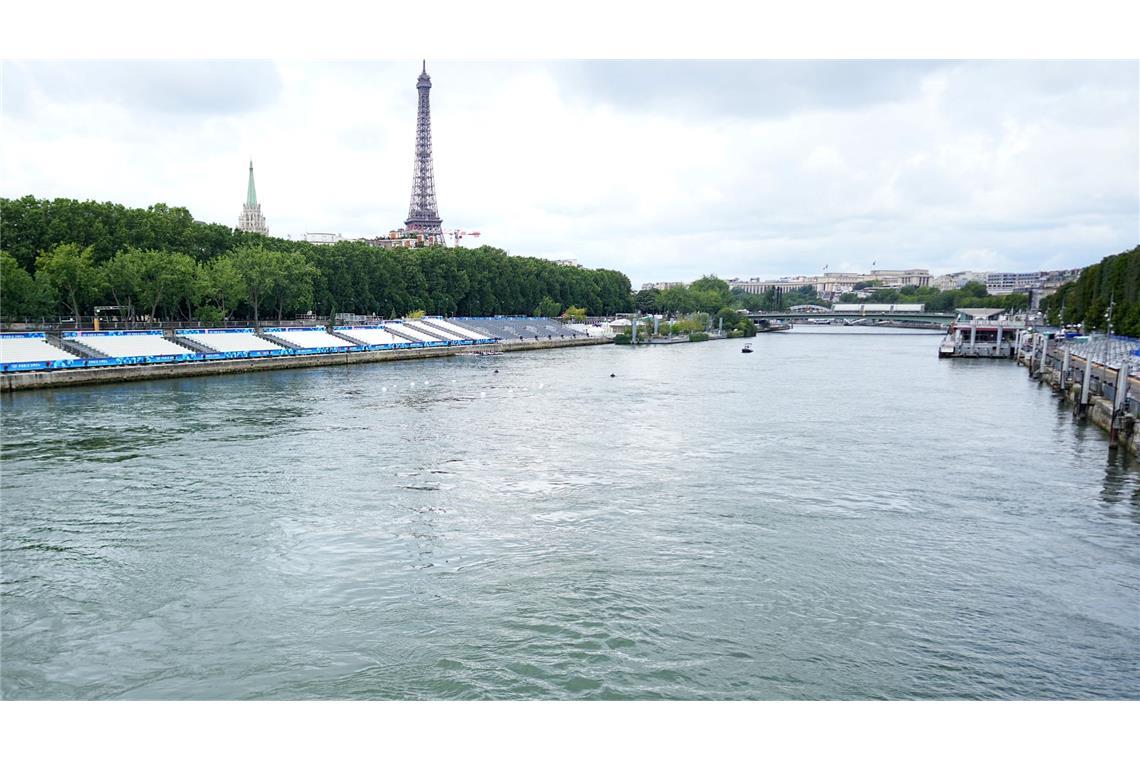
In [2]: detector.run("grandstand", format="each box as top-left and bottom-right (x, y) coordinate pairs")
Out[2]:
(404, 320), (464, 341)
(0, 334), (78, 364)
(333, 326), (411, 346)
(382, 322), (447, 343)
(433, 318), (492, 340)
(261, 328), (355, 349)
(176, 329), (286, 354)
(1, 316), (589, 376)
(454, 317), (582, 341)
(66, 331), (194, 358)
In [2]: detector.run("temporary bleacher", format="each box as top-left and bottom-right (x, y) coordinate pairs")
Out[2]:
(383, 321), (447, 343)
(405, 319), (464, 341)
(262, 327), (355, 349)
(435, 318), (493, 340)
(334, 326), (411, 346)
(176, 329), (285, 354)
(67, 331), (194, 358)
(0, 334), (76, 364)
(455, 317), (581, 341)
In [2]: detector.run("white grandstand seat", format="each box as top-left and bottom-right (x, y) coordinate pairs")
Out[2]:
(334, 327), (409, 345)
(69, 332), (193, 358)
(263, 328), (354, 349)
(434, 318), (493, 340)
(385, 323), (445, 342)
(0, 335), (75, 363)
(405, 320), (461, 341)
(179, 330), (283, 353)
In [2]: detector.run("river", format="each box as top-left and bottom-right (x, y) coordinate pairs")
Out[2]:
(2, 326), (1138, 699)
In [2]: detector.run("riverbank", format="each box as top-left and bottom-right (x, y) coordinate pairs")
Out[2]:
(1017, 338), (1140, 456)
(0, 336), (612, 393)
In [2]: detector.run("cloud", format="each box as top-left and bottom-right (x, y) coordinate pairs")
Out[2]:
(2, 60), (282, 117)
(557, 60), (949, 119)
(0, 60), (1136, 289)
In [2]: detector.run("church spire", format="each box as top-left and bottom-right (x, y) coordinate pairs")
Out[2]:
(246, 160), (258, 207)
(237, 160), (267, 235)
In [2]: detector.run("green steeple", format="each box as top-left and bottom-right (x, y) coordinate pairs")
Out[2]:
(246, 160), (258, 207)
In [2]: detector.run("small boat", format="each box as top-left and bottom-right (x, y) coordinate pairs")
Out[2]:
(741, 343), (753, 353)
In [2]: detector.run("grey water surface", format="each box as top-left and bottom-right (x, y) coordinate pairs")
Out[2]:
(2, 327), (1138, 699)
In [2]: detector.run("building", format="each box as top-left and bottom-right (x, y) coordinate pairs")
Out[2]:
(985, 269), (1083, 295)
(985, 272), (1043, 294)
(868, 269), (932, 288)
(361, 230), (432, 249)
(236, 161), (268, 235)
(404, 61), (443, 244)
(931, 271), (987, 290)
(304, 232), (342, 245)
(640, 281), (685, 291)
(726, 268), (931, 300)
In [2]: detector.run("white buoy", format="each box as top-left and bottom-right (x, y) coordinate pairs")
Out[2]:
(480, 391), (486, 397)
(538, 383), (544, 389)
(411, 381), (416, 387)
(382, 386), (387, 392)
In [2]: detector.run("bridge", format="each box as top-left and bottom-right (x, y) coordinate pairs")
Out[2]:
(748, 311), (956, 326)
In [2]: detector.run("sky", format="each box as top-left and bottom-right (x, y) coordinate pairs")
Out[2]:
(2, 59), (1137, 288)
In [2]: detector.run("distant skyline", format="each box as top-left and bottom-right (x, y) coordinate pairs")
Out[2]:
(1, 60), (1137, 287)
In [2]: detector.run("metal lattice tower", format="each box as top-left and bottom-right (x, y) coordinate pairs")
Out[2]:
(405, 60), (443, 238)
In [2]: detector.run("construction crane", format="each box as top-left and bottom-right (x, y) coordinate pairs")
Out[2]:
(444, 229), (481, 248)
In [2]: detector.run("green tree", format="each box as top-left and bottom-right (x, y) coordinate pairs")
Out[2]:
(35, 243), (101, 322)
(657, 286), (697, 316)
(229, 244), (278, 322)
(534, 295), (562, 318)
(564, 306), (588, 321)
(635, 288), (660, 313)
(1, 251), (51, 320)
(271, 251), (318, 320)
(197, 254), (246, 320)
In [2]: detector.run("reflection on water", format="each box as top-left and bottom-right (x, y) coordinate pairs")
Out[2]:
(2, 327), (1139, 699)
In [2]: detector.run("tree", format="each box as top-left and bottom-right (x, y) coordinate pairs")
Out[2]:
(534, 295), (562, 318)
(270, 251), (318, 320)
(657, 286), (697, 316)
(35, 243), (101, 322)
(564, 306), (587, 321)
(1, 251), (51, 320)
(197, 254), (246, 320)
(635, 288), (660, 313)
(229, 244), (278, 322)
(715, 306), (740, 330)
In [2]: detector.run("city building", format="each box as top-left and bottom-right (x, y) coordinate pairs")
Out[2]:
(985, 269), (1082, 295)
(361, 230), (432, 249)
(236, 161), (267, 235)
(640, 282), (685, 291)
(726, 268), (932, 300)
(931, 271), (987, 290)
(304, 232), (342, 245)
(868, 269), (932, 288)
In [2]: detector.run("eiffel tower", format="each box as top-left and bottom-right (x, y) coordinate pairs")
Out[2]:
(405, 60), (443, 239)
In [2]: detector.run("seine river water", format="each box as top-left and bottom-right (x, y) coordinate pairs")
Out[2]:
(2, 326), (1138, 700)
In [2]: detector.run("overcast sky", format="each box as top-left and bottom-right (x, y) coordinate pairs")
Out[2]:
(2, 60), (1137, 287)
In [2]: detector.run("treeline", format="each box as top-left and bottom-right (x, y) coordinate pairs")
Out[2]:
(0, 196), (633, 322)
(633, 275), (818, 315)
(839, 282), (1028, 312)
(1042, 245), (1140, 336)
(635, 275), (1026, 316)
